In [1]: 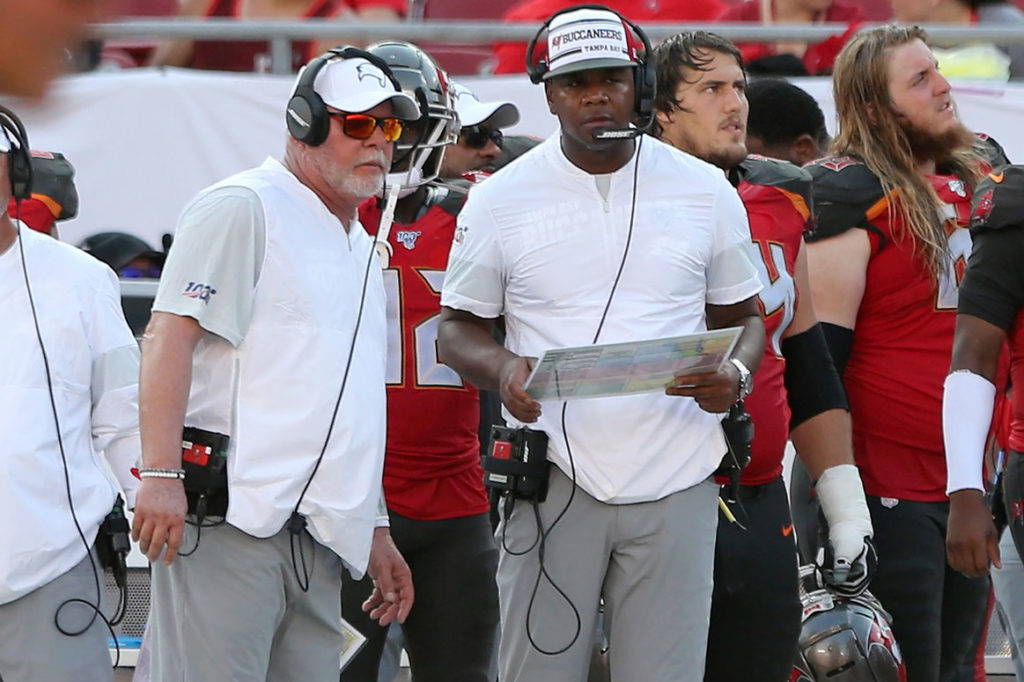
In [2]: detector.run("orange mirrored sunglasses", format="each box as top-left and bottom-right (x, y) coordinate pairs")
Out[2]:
(327, 112), (404, 143)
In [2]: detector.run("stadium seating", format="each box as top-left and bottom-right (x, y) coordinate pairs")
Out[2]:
(102, 0), (178, 68)
(413, 0), (523, 75)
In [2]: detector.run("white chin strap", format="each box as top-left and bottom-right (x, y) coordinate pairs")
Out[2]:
(384, 167), (423, 199)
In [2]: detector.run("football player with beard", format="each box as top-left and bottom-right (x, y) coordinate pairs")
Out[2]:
(651, 30), (874, 682)
(804, 24), (1008, 682)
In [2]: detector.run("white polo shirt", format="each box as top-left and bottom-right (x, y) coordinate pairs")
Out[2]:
(441, 135), (762, 503)
(153, 158), (388, 576)
(0, 227), (140, 605)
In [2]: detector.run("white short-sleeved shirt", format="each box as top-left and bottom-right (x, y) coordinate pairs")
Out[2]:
(1, 227), (140, 605)
(442, 135), (762, 503)
(153, 158), (388, 576)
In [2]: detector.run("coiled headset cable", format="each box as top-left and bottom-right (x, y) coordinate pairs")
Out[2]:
(503, 135), (645, 656)
(15, 214), (128, 665)
(287, 194), (381, 592)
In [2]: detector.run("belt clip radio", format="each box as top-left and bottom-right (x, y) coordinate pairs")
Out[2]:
(714, 401), (754, 502)
(182, 426), (229, 522)
(483, 426), (551, 502)
(96, 495), (130, 588)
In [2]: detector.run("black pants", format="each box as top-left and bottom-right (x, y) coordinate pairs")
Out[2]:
(867, 495), (989, 682)
(340, 510), (499, 682)
(705, 476), (802, 682)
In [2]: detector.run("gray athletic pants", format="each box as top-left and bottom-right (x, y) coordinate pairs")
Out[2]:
(0, 548), (112, 682)
(496, 466), (720, 682)
(146, 522), (344, 682)
(992, 529), (1024, 680)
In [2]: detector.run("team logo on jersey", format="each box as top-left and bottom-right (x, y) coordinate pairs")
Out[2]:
(948, 179), (966, 198)
(183, 281), (217, 303)
(820, 156), (860, 172)
(973, 188), (995, 226)
(396, 230), (422, 250)
(453, 225), (468, 245)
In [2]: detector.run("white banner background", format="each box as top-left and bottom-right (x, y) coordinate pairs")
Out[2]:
(3, 68), (1021, 249)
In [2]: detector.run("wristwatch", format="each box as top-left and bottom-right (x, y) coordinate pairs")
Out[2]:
(729, 358), (754, 401)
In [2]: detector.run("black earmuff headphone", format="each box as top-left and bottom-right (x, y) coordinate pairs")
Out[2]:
(0, 104), (33, 202)
(286, 46), (404, 147)
(525, 4), (656, 124)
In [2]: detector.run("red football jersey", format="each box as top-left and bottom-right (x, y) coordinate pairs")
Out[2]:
(845, 173), (973, 501)
(1008, 315), (1024, 452)
(359, 199), (489, 521)
(722, 160), (809, 485)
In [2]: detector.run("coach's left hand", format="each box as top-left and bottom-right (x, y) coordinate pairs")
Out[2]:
(667, 362), (740, 414)
(363, 527), (415, 625)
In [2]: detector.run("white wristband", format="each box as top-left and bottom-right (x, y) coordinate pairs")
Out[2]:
(942, 370), (996, 495)
(138, 467), (186, 480)
(816, 464), (873, 561)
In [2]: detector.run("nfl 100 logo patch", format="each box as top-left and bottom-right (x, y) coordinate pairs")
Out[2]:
(396, 230), (422, 250)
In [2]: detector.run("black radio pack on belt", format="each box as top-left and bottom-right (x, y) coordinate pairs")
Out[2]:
(95, 495), (130, 588)
(181, 426), (229, 520)
(484, 426), (551, 502)
(714, 401), (755, 501)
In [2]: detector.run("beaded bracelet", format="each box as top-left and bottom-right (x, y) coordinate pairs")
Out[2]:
(138, 467), (186, 480)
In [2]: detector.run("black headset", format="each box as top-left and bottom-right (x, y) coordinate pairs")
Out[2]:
(525, 4), (656, 124)
(0, 104), (33, 201)
(286, 46), (404, 147)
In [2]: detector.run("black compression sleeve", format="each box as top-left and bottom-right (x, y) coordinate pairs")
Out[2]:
(820, 322), (853, 376)
(782, 323), (849, 431)
(959, 227), (1024, 332)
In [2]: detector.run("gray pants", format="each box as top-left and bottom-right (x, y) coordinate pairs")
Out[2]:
(0, 549), (112, 682)
(993, 529), (1024, 680)
(496, 467), (719, 682)
(146, 522), (344, 682)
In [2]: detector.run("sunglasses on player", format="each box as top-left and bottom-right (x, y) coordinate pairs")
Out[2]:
(327, 112), (404, 143)
(462, 124), (504, 150)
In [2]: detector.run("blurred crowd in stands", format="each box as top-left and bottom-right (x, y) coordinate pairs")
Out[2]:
(78, 0), (1024, 80)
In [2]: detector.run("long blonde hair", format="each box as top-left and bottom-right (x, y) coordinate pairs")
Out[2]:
(830, 25), (984, 278)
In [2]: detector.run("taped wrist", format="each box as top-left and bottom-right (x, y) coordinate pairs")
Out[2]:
(816, 464), (872, 561)
(782, 323), (849, 430)
(820, 322), (853, 375)
(942, 370), (995, 495)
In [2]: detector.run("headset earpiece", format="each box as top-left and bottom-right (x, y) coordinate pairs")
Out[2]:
(0, 104), (33, 201)
(525, 28), (548, 84)
(286, 46), (404, 147)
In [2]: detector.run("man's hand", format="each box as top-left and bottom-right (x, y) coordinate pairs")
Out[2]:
(499, 355), (541, 423)
(815, 464), (875, 597)
(666, 363), (739, 414)
(131, 478), (188, 565)
(947, 489), (1001, 577)
(362, 528), (414, 626)
(822, 534), (877, 598)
